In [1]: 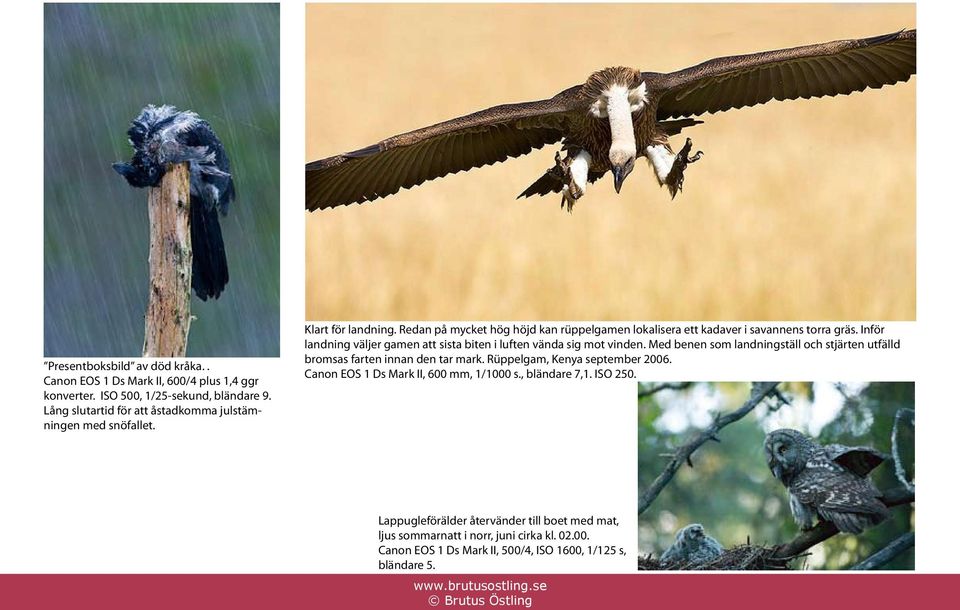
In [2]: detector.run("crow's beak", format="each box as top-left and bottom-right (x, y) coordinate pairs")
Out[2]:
(612, 166), (625, 194)
(112, 162), (133, 176)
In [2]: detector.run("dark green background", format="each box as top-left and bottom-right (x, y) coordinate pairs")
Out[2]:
(44, 3), (280, 357)
(638, 382), (914, 570)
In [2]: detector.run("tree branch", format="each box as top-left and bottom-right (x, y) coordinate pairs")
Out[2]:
(771, 487), (915, 560)
(638, 382), (781, 515)
(637, 382), (692, 399)
(849, 532), (915, 570)
(891, 408), (915, 493)
(142, 162), (192, 357)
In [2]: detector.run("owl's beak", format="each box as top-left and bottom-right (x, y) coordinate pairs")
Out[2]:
(763, 445), (778, 474)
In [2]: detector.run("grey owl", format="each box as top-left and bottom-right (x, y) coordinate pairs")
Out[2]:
(659, 523), (724, 565)
(764, 428), (890, 534)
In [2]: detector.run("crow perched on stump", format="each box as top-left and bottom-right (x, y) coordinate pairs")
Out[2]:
(114, 104), (233, 300)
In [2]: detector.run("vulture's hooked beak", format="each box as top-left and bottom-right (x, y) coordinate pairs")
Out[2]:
(612, 165), (626, 193)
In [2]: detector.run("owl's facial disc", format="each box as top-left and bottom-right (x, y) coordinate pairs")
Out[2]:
(685, 524), (704, 541)
(764, 439), (788, 479)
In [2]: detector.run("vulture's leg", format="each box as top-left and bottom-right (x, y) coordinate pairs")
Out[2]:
(560, 149), (592, 212)
(645, 138), (703, 199)
(664, 138), (703, 198)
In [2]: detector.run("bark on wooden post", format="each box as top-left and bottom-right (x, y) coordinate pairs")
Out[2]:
(142, 162), (192, 357)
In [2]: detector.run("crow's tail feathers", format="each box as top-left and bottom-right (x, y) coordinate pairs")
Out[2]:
(191, 203), (229, 301)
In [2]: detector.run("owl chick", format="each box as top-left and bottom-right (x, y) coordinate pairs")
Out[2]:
(659, 523), (724, 566)
(764, 428), (890, 534)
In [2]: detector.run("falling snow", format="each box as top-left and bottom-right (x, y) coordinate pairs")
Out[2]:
(44, 4), (280, 357)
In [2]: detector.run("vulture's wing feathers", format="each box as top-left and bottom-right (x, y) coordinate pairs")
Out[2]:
(517, 168), (605, 199)
(306, 86), (584, 210)
(647, 29), (915, 120)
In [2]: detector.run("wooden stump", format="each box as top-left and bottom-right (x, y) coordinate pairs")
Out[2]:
(142, 163), (192, 357)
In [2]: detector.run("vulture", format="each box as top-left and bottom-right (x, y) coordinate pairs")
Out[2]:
(306, 29), (915, 212)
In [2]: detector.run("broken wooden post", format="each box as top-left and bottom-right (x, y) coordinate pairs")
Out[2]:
(142, 162), (192, 357)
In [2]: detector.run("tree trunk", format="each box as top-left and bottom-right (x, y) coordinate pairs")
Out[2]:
(142, 163), (192, 357)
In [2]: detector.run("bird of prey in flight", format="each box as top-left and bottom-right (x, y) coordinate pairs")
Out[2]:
(114, 105), (234, 300)
(306, 29), (915, 212)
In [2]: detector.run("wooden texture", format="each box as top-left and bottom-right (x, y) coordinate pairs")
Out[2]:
(142, 163), (192, 357)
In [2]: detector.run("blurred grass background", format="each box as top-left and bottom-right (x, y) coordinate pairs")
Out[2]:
(306, 3), (915, 321)
(45, 3), (280, 356)
(638, 382), (915, 570)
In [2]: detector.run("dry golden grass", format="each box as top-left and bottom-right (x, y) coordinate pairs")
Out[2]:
(306, 3), (915, 320)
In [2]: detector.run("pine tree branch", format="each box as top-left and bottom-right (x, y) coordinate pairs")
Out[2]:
(891, 408), (915, 493)
(637, 382), (693, 399)
(849, 532), (915, 570)
(638, 382), (781, 515)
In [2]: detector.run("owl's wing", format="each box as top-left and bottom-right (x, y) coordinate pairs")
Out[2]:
(824, 444), (888, 477)
(791, 468), (889, 534)
(659, 542), (682, 564)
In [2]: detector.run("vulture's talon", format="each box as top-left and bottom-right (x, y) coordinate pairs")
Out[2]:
(665, 138), (701, 199)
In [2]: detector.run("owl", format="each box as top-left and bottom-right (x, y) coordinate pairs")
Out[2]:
(764, 428), (890, 534)
(659, 523), (724, 566)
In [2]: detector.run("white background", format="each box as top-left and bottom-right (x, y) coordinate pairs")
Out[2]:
(1, 0), (957, 574)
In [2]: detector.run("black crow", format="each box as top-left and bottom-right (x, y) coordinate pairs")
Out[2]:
(113, 104), (233, 300)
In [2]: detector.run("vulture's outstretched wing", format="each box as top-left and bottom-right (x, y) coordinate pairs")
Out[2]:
(646, 29), (915, 120)
(306, 86), (585, 210)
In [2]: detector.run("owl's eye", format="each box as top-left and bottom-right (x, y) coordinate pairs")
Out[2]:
(777, 445), (787, 455)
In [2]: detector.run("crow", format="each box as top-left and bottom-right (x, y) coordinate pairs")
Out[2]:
(114, 105), (233, 300)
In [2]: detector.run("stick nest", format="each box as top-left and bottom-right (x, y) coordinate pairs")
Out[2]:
(638, 544), (803, 571)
